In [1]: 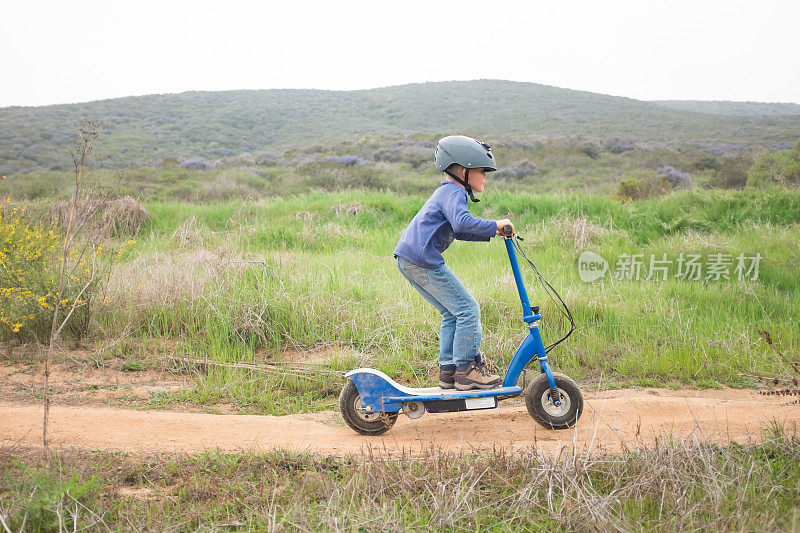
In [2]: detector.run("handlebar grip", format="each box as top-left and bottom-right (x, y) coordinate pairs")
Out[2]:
(501, 224), (514, 237)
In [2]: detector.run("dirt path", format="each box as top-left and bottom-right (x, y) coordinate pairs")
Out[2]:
(3, 389), (798, 456)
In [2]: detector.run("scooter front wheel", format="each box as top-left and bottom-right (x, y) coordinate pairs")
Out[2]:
(525, 372), (583, 430)
(339, 380), (398, 436)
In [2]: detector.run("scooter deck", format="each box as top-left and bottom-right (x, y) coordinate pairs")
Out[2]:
(383, 386), (522, 403)
(346, 368), (522, 405)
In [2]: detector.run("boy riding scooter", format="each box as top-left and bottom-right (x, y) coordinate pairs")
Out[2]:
(393, 135), (513, 391)
(341, 137), (582, 435)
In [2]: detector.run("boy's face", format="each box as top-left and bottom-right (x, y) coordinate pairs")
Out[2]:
(467, 168), (487, 193)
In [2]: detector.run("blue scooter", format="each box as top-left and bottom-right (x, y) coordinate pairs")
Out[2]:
(340, 226), (583, 435)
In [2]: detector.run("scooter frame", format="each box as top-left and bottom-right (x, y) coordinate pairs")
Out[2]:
(345, 234), (563, 417)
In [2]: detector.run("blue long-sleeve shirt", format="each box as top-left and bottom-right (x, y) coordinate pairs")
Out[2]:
(394, 181), (497, 269)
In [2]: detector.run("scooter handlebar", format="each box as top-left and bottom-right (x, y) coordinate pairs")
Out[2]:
(501, 224), (514, 237)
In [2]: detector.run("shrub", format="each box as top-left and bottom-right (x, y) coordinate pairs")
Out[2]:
(1, 202), (92, 343)
(1, 197), (138, 344)
(704, 143), (748, 157)
(298, 161), (383, 190)
(614, 176), (671, 201)
(578, 141), (601, 159)
(693, 156), (720, 170)
(49, 195), (148, 240)
(7, 468), (98, 532)
(373, 145), (404, 163)
(747, 149), (799, 188)
(256, 154), (280, 166)
(371, 141), (432, 167)
(320, 155), (365, 167)
(607, 138), (636, 154)
(396, 145), (432, 168)
(180, 158), (213, 170)
(656, 165), (693, 189)
(782, 161), (800, 185)
(0, 201), (62, 342)
(495, 160), (538, 181)
(714, 154), (753, 189)
(215, 154), (257, 168)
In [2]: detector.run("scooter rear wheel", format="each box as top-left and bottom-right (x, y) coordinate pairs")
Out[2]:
(339, 380), (398, 436)
(525, 372), (583, 430)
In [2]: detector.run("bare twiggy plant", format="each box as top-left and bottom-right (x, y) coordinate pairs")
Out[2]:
(43, 120), (107, 449)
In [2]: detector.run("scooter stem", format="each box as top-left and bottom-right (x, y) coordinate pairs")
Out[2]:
(502, 237), (560, 405)
(504, 237), (538, 324)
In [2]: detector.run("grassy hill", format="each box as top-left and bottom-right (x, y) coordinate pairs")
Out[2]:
(2, 80), (799, 173)
(653, 100), (800, 116)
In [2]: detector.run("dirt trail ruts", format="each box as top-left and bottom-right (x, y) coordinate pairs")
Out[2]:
(2, 389), (798, 456)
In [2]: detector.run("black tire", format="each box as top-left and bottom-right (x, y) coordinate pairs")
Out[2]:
(339, 380), (398, 436)
(525, 372), (583, 430)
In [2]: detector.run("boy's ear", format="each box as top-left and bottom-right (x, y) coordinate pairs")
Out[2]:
(447, 164), (465, 178)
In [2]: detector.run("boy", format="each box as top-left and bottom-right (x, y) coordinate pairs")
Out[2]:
(393, 135), (514, 391)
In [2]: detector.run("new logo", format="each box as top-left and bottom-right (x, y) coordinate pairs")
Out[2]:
(578, 251), (609, 282)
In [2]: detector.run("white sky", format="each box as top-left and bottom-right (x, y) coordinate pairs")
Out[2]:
(2, 0), (799, 108)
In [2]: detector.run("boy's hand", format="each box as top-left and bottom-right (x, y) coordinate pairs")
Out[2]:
(495, 219), (514, 236)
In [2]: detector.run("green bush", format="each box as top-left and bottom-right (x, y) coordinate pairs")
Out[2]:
(782, 161), (800, 184)
(614, 175), (671, 201)
(8, 465), (98, 533)
(0, 199), (135, 344)
(693, 155), (720, 170)
(714, 154), (753, 189)
(297, 161), (386, 191)
(578, 141), (601, 159)
(0, 202), (68, 343)
(747, 149), (799, 187)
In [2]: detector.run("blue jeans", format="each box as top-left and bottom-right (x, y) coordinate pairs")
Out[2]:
(397, 257), (482, 367)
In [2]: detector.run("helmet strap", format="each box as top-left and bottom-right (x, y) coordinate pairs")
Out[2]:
(444, 168), (480, 203)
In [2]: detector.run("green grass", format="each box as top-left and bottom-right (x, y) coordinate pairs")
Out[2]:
(2, 428), (799, 531)
(4, 181), (799, 413)
(71, 187), (798, 412)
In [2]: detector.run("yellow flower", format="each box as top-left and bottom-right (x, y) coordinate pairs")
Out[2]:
(12, 323), (22, 332)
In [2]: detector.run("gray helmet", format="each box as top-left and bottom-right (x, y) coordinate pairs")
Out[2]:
(434, 135), (497, 203)
(434, 135), (497, 173)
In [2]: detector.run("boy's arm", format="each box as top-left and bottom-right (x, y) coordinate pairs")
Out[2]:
(442, 191), (497, 239)
(454, 231), (492, 242)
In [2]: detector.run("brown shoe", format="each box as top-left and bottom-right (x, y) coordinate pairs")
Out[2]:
(438, 366), (456, 389)
(454, 361), (501, 391)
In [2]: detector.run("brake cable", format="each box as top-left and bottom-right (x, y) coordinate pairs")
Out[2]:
(511, 235), (575, 352)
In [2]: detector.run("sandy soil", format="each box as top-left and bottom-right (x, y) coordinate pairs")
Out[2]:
(3, 388), (798, 456)
(1, 361), (191, 405)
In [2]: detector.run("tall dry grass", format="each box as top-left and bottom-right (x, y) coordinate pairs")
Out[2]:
(50, 195), (148, 241)
(2, 427), (798, 531)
